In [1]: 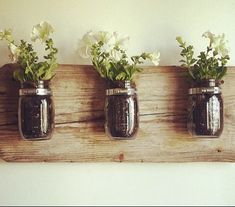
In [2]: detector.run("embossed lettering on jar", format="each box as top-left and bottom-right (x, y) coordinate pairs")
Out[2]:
(19, 81), (54, 140)
(105, 81), (139, 140)
(188, 79), (223, 138)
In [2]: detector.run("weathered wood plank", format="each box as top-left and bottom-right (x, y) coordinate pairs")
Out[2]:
(0, 64), (234, 162)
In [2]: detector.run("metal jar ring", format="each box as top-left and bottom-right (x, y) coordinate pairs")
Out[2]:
(19, 88), (52, 96)
(188, 87), (221, 95)
(106, 88), (136, 96)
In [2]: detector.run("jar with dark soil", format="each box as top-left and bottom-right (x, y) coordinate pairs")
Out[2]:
(105, 80), (139, 140)
(18, 81), (54, 140)
(188, 79), (223, 138)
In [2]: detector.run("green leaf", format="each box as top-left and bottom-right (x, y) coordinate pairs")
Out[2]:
(217, 67), (227, 80)
(37, 65), (46, 78)
(11, 36), (58, 82)
(13, 69), (24, 83)
(188, 68), (196, 79)
(116, 72), (127, 80)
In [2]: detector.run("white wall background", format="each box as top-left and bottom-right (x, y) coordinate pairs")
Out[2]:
(0, 0), (235, 205)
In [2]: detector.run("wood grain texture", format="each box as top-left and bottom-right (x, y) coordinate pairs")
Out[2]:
(0, 64), (235, 163)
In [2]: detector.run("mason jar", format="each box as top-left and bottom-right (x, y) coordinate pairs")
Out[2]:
(187, 79), (223, 138)
(105, 80), (139, 140)
(18, 81), (54, 140)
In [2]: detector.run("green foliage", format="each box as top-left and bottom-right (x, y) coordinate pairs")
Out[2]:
(13, 39), (58, 82)
(0, 22), (58, 83)
(90, 42), (156, 81)
(79, 31), (160, 81)
(176, 35), (230, 81)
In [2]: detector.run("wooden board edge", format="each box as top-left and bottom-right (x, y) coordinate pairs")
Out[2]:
(1, 154), (235, 163)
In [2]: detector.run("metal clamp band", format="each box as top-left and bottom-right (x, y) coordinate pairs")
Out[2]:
(106, 88), (136, 96)
(19, 88), (52, 96)
(189, 87), (221, 95)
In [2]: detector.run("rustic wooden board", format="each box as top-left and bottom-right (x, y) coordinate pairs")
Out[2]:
(0, 64), (235, 163)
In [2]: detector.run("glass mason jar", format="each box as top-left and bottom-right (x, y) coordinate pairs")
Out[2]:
(18, 81), (54, 140)
(187, 79), (223, 138)
(105, 80), (139, 140)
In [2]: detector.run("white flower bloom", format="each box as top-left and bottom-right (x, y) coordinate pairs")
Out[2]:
(100, 43), (113, 54)
(78, 31), (97, 58)
(148, 51), (160, 65)
(94, 31), (115, 45)
(94, 31), (117, 51)
(105, 32), (116, 46)
(78, 40), (90, 59)
(111, 49), (123, 62)
(203, 31), (229, 57)
(8, 43), (20, 62)
(92, 31), (117, 54)
(212, 33), (229, 57)
(78, 31), (129, 59)
(114, 32), (130, 50)
(31, 21), (54, 42)
(202, 31), (214, 42)
(81, 31), (97, 46)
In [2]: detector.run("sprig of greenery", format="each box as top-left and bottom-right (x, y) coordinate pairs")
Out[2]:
(176, 32), (230, 81)
(79, 31), (160, 81)
(0, 22), (58, 83)
(91, 42), (153, 80)
(13, 38), (58, 82)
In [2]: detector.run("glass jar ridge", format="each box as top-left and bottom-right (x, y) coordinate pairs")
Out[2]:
(18, 81), (55, 141)
(187, 79), (224, 138)
(105, 80), (139, 140)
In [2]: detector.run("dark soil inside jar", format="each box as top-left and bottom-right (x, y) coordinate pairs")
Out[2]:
(106, 80), (138, 139)
(106, 94), (138, 138)
(20, 95), (54, 140)
(188, 93), (223, 137)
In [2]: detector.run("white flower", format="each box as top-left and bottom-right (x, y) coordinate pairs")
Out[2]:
(8, 43), (20, 62)
(114, 32), (130, 49)
(100, 43), (113, 54)
(31, 21), (54, 42)
(78, 31), (97, 58)
(78, 40), (91, 59)
(203, 31), (229, 57)
(202, 31), (214, 42)
(94, 31), (115, 45)
(81, 31), (97, 46)
(212, 34), (229, 57)
(94, 31), (118, 52)
(78, 31), (130, 59)
(148, 51), (160, 65)
(111, 49), (123, 62)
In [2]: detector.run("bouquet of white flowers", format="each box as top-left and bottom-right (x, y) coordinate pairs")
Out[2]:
(79, 31), (160, 81)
